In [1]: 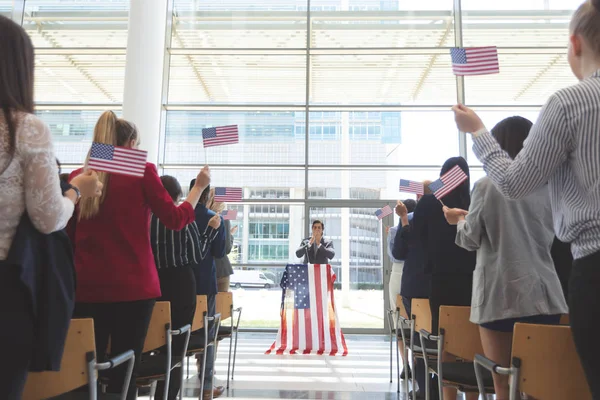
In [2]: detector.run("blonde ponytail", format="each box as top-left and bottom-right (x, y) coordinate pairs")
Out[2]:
(78, 111), (118, 221)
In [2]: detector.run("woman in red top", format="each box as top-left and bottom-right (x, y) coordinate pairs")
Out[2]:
(69, 111), (210, 399)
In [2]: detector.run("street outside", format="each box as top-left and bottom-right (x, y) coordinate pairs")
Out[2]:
(230, 287), (385, 329)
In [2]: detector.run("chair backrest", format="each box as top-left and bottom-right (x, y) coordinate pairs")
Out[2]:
(411, 298), (432, 333)
(22, 318), (96, 400)
(216, 292), (233, 321)
(142, 301), (171, 353)
(559, 314), (570, 325)
(192, 295), (208, 332)
(511, 323), (591, 400)
(396, 294), (408, 320)
(438, 306), (483, 360)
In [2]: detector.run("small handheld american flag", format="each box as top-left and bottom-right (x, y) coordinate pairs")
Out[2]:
(428, 165), (468, 200)
(221, 210), (238, 220)
(450, 46), (499, 76)
(202, 125), (239, 148)
(88, 142), (147, 178)
(214, 187), (243, 202)
(399, 179), (424, 195)
(375, 205), (393, 220)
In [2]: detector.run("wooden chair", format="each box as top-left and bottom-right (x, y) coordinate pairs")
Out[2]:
(419, 306), (494, 400)
(136, 301), (191, 400)
(409, 298), (439, 396)
(185, 295), (222, 394)
(216, 291), (242, 388)
(23, 318), (135, 400)
(474, 323), (592, 400)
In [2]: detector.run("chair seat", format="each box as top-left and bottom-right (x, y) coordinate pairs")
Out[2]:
(186, 332), (215, 354)
(217, 326), (233, 339)
(430, 362), (495, 388)
(412, 344), (439, 356)
(137, 353), (181, 382)
(396, 328), (412, 339)
(409, 336), (438, 355)
(52, 392), (122, 400)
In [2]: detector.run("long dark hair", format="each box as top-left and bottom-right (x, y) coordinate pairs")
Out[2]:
(439, 156), (470, 210)
(0, 15), (35, 155)
(490, 116), (532, 159)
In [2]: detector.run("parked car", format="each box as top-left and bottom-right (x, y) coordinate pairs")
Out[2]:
(230, 270), (275, 289)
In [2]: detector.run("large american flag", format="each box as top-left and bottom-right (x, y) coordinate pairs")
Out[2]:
(214, 187), (242, 202)
(428, 165), (468, 200)
(399, 179), (424, 195)
(266, 264), (348, 356)
(221, 210), (238, 220)
(88, 143), (147, 178)
(450, 46), (499, 76)
(202, 125), (239, 148)
(375, 205), (393, 220)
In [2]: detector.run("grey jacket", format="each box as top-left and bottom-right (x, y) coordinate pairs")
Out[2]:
(456, 177), (568, 324)
(215, 219), (234, 278)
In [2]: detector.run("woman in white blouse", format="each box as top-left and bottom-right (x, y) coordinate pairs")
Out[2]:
(0, 15), (101, 398)
(444, 117), (567, 399)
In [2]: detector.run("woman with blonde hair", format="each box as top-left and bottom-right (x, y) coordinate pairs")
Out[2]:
(68, 111), (211, 399)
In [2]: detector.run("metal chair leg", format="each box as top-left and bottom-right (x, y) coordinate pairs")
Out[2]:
(387, 309), (393, 383)
(232, 326), (240, 380)
(226, 312), (233, 389)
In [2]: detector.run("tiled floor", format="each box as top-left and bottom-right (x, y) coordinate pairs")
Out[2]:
(178, 332), (408, 399)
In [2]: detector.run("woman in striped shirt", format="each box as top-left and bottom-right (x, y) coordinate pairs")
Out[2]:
(452, 1), (600, 396)
(150, 175), (220, 400)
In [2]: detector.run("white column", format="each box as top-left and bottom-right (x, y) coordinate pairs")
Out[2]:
(122, 0), (170, 165)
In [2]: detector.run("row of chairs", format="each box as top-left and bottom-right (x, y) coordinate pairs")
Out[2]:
(391, 295), (591, 400)
(22, 292), (242, 400)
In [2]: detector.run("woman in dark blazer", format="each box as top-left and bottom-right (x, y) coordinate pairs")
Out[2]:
(413, 156), (476, 400)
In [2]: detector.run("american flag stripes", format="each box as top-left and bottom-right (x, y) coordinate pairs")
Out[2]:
(428, 165), (468, 200)
(266, 264), (348, 356)
(450, 46), (500, 76)
(221, 210), (238, 220)
(375, 205), (393, 220)
(214, 187), (242, 202)
(202, 125), (239, 148)
(399, 179), (424, 195)
(88, 143), (147, 178)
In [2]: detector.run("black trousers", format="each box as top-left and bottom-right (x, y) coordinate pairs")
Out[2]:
(569, 251), (600, 399)
(0, 266), (34, 400)
(429, 274), (472, 335)
(155, 266), (197, 400)
(74, 298), (156, 400)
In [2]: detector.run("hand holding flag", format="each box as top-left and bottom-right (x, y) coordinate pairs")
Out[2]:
(452, 104), (486, 134)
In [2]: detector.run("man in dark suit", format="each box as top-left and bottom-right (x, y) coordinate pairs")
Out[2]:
(295, 220), (335, 264)
(188, 181), (226, 400)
